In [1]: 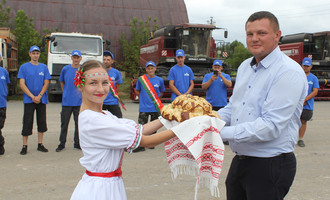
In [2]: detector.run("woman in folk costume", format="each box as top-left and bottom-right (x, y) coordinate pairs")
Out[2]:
(70, 60), (175, 200)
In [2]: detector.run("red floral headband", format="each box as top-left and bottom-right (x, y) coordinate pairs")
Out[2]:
(74, 67), (85, 88)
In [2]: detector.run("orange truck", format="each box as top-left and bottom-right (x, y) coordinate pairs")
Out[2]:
(0, 28), (18, 95)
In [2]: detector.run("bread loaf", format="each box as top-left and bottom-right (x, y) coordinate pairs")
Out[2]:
(161, 94), (220, 122)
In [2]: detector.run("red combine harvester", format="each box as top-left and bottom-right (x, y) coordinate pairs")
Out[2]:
(130, 23), (228, 101)
(279, 31), (330, 100)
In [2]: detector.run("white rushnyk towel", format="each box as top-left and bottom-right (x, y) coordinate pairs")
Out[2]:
(161, 116), (226, 200)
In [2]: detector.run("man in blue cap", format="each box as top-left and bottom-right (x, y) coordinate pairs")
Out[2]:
(56, 50), (82, 152)
(134, 61), (165, 152)
(298, 57), (319, 147)
(17, 45), (51, 155)
(102, 50), (123, 118)
(202, 59), (232, 111)
(168, 49), (195, 102)
(0, 53), (10, 155)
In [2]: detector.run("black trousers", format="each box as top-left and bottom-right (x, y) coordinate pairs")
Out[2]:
(138, 112), (159, 134)
(226, 152), (296, 200)
(21, 103), (47, 136)
(59, 106), (80, 146)
(138, 112), (159, 125)
(0, 107), (6, 145)
(102, 104), (122, 118)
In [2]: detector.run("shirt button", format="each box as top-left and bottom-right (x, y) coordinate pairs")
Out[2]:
(236, 119), (238, 122)
(248, 85), (251, 88)
(243, 102), (245, 105)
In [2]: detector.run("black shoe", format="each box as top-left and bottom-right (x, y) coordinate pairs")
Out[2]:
(298, 140), (305, 147)
(133, 147), (145, 153)
(223, 141), (229, 145)
(74, 144), (81, 150)
(0, 144), (5, 155)
(20, 145), (27, 155)
(56, 145), (65, 152)
(37, 144), (48, 152)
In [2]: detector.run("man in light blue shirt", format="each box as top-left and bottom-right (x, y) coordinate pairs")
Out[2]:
(218, 11), (308, 200)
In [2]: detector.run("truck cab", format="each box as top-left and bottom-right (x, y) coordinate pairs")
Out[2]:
(43, 32), (104, 101)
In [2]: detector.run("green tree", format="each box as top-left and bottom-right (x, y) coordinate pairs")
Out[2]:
(0, 0), (11, 27)
(224, 40), (252, 70)
(13, 10), (41, 66)
(119, 17), (158, 77)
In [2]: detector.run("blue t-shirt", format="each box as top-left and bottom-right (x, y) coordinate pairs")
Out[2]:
(17, 62), (51, 104)
(103, 68), (123, 105)
(203, 72), (231, 107)
(59, 65), (82, 106)
(304, 73), (319, 110)
(168, 64), (195, 101)
(0, 67), (10, 108)
(136, 75), (165, 112)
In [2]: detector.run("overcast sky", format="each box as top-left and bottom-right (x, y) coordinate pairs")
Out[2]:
(184, 0), (330, 46)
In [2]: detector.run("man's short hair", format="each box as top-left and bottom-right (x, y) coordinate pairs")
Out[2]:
(245, 11), (279, 32)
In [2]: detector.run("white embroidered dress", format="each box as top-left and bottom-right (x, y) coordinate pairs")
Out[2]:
(70, 110), (142, 200)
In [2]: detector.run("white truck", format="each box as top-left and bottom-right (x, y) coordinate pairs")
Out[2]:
(41, 32), (109, 101)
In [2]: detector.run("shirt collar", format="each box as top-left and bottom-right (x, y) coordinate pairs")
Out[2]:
(250, 46), (281, 69)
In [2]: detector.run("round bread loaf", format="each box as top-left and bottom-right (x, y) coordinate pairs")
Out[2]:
(161, 94), (220, 122)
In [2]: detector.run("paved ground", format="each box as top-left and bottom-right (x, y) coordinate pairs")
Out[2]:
(0, 101), (329, 200)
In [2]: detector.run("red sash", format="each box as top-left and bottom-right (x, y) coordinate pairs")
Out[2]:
(86, 167), (122, 178)
(108, 77), (126, 110)
(138, 74), (163, 114)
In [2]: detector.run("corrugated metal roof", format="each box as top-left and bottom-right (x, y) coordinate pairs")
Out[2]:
(6, 0), (189, 63)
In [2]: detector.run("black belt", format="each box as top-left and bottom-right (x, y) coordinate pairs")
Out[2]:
(236, 152), (294, 160)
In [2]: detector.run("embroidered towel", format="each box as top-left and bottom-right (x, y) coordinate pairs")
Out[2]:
(161, 116), (226, 200)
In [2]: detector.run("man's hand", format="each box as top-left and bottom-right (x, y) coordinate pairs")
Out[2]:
(33, 96), (41, 104)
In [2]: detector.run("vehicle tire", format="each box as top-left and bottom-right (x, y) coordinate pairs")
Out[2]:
(48, 94), (56, 102)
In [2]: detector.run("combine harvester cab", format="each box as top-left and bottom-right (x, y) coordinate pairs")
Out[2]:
(131, 23), (227, 101)
(279, 31), (330, 100)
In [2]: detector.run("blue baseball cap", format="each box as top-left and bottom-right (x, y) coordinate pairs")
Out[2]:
(176, 49), (185, 57)
(302, 57), (312, 66)
(71, 50), (81, 57)
(213, 59), (223, 66)
(103, 50), (114, 59)
(145, 61), (156, 68)
(29, 45), (40, 53)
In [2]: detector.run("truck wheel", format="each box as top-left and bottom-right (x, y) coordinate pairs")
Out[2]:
(48, 94), (56, 102)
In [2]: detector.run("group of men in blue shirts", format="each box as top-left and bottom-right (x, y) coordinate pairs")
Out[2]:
(0, 43), (320, 158)
(132, 49), (233, 152)
(0, 45), (125, 155)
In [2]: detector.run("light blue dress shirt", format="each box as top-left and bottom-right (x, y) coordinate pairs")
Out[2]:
(218, 47), (308, 157)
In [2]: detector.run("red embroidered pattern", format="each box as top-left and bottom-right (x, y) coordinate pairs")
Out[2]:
(185, 126), (219, 148)
(127, 124), (142, 152)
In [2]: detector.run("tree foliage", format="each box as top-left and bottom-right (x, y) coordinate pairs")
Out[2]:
(0, 0), (11, 27)
(222, 40), (252, 71)
(119, 17), (158, 77)
(13, 10), (42, 65)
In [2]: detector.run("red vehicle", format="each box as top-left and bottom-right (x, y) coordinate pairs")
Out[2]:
(130, 23), (227, 101)
(279, 31), (330, 100)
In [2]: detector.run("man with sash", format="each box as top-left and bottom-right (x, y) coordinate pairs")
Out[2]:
(102, 51), (124, 118)
(134, 61), (165, 152)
